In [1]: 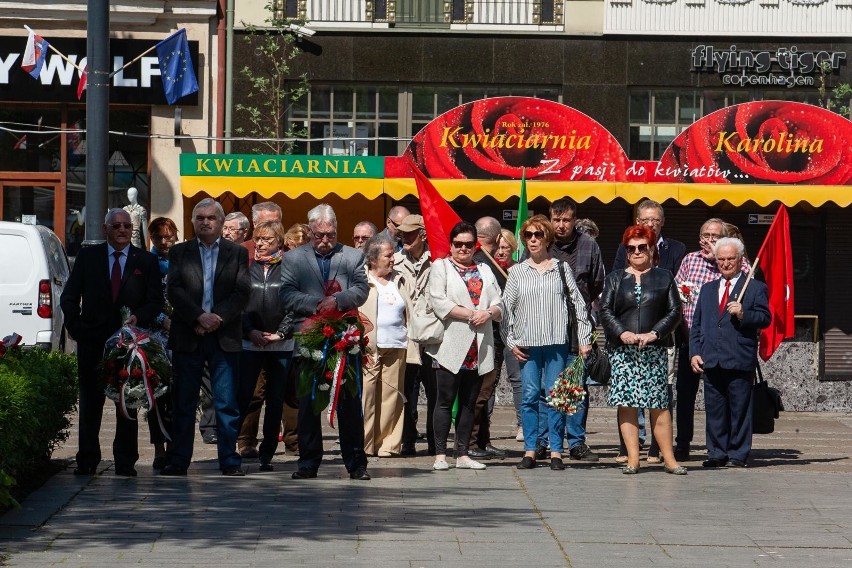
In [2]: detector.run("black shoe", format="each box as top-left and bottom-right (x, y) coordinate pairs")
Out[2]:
(259, 462), (274, 472)
(291, 468), (318, 479)
(201, 431), (217, 445)
(160, 464), (187, 476)
(115, 466), (137, 477)
(674, 448), (690, 462)
(400, 444), (417, 457)
(517, 456), (536, 469)
(349, 467), (371, 480)
(73, 465), (97, 475)
(569, 443), (599, 462)
(702, 457), (728, 468)
(222, 465), (246, 476)
(485, 444), (508, 459)
(534, 446), (548, 461)
(728, 459), (747, 468)
(550, 457), (566, 471)
(468, 447), (491, 460)
(152, 457), (168, 471)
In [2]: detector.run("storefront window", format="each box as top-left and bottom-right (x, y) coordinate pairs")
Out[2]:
(0, 109), (61, 173)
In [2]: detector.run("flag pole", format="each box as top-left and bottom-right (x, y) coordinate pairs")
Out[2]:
(23, 25), (85, 74)
(736, 256), (760, 301)
(478, 245), (508, 280)
(108, 45), (158, 79)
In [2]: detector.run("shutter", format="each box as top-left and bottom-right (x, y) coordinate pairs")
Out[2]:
(823, 209), (852, 379)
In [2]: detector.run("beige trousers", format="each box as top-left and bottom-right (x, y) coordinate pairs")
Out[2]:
(362, 347), (407, 455)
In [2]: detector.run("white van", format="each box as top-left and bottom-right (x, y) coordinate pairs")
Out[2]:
(0, 221), (71, 351)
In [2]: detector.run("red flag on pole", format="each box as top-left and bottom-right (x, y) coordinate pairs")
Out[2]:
(409, 160), (461, 260)
(755, 204), (795, 361)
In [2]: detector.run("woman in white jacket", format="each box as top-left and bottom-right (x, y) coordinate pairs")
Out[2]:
(426, 222), (503, 471)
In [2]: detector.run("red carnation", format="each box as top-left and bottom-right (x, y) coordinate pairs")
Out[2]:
(131, 368), (143, 379)
(118, 369), (129, 380)
(146, 369), (156, 379)
(363, 336), (369, 346)
(322, 326), (335, 338)
(324, 371), (333, 379)
(334, 340), (348, 351)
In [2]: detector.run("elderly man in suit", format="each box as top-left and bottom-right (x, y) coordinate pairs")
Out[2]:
(279, 203), (371, 480)
(690, 237), (770, 469)
(160, 198), (251, 476)
(60, 208), (163, 477)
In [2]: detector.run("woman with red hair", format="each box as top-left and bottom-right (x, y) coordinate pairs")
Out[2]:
(600, 225), (685, 475)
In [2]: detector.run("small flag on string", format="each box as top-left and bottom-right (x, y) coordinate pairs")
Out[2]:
(77, 65), (87, 100)
(155, 29), (199, 105)
(21, 29), (49, 79)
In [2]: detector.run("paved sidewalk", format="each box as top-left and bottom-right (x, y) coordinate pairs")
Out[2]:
(2, 406), (852, 567)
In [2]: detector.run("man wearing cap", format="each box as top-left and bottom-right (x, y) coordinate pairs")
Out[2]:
(393, 214), (435, 456)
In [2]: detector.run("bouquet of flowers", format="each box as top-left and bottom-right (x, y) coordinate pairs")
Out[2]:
(547, 354), (586, 415)
(678, 281), (698, 305)
(296, 303), (370, 427)
(0, 333), (22, 360)
(101, 308), (171, 429)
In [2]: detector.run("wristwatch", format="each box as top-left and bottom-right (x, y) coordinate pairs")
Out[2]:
(650, 330), (659, 339)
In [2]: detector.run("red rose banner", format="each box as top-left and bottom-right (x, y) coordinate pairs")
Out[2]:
(403, 97), (629, 181)
(658, 101), (852, 185)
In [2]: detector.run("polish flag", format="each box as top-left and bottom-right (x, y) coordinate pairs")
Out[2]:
(21, 29), (49, 79)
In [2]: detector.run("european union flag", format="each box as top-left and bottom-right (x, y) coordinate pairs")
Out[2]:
(155, 29), (199, 105)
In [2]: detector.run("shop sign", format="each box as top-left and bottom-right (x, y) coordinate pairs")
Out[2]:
(502, 209), (535, 221)
(0, 36), (199, 105)
(181, 154), (385, 178)
(748, 214), (776, 225)
(691, 45), (846, 88)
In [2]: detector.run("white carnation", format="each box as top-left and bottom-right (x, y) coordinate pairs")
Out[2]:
(318, 383), (330, 391)
(312, 350), (323, 361)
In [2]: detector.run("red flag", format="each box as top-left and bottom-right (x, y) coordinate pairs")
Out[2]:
(409, 160), (461, 260)
(755, 204), (795, 361)
(76, 65), (87, 100)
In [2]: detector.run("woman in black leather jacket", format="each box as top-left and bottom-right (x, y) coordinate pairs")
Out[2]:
(237, 220), (294, 471)
(600, 224), (684, 475)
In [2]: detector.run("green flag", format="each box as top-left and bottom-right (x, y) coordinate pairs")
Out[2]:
(513, 168), (528, 261)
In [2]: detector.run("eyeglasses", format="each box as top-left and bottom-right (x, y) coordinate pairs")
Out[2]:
(452, 240), (475, 249)
(352, 235), (371, 241)
(313, 231), (337, 240)
(110, 223), (132, 230)
(388, 219), (400, 228)
(523, 230), (545, 240)
(626, 243), (649, 255)
(638, 217), (662, 225)
(152, 233), (176, 242)
(222, 226), (245, 233)
(700, 233), (724, 242)
(255, 236), (276, 245)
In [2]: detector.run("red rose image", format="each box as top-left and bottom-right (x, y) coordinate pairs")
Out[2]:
(659, 101), (852, 185)
(322, 326), (335, 338)
(405, 97), (628, 181)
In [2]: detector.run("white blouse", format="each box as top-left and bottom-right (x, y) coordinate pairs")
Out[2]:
(370, 275), (408, 349)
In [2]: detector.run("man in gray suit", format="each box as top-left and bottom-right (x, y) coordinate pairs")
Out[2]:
(279, 203), (371, 480)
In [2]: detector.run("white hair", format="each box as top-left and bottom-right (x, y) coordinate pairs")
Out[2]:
(104, 208), (129, 224)
(251, 201), (282, 224)
(714, 237), (745, 258)
(224, 211), (249, 230)
(307, 203), (337, 228)
(193, 198), (225, 222)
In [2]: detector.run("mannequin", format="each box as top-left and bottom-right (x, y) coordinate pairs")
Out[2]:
(123, 187), (148, 249)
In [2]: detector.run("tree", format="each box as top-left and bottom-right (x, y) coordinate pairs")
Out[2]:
(234, 3), (310, 155)
(817, 61), (851, 118)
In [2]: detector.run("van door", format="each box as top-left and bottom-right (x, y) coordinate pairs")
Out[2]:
(0, 227), (44, 348)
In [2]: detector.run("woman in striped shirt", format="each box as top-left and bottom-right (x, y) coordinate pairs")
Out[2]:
(502, 215), (593, 471)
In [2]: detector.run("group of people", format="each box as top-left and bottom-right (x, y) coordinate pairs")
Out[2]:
(59, 195), (769, 479)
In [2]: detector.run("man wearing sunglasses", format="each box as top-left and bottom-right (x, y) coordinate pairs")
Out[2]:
(381, 205), (410, 253)
(61, 208), (164, 477)
(547, 198), (605, 462)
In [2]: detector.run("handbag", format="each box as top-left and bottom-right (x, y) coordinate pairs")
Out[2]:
(585, 341), (612, 386)
(556, 261), (580, 354)
(408, 288), (444, 344)
(752, 363), (783, 434)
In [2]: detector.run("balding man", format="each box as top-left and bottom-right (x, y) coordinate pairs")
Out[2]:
(467, 216), (509, 460)
(382, 205), (410, 253)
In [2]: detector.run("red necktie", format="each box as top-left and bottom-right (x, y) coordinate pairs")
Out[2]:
(111, 251), (123, 302)
(719, 279), (730, 314)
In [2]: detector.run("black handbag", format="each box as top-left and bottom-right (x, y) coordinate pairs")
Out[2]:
(585, 341), (611, 385)
(752, 363), (783, 435)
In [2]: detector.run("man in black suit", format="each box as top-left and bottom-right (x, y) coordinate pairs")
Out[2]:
(690, 238), (770, 468)
(60, 208), (163, 477)
(279, 203), (370, 480)
(612, 199), (687, 274)
(160, 198), (251, 476)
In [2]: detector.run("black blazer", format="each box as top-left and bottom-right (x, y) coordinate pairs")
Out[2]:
(167, 238), (251, 353)
(60, 243), (163, 347)
(599, 267), (682, 348)
(612, 236), (687, 275)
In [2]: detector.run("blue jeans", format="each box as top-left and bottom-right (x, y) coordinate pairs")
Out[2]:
(520, 344), (572, 453)
(564, 388), (588, 451)
(169, 335), (241, 470)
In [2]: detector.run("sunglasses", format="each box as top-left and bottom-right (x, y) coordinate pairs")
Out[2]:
(313, 231), (337, 240)
(523, 230), (545, 240)
(110, 223), (132, 230)
(626, 243), (649, 255)
(452, 240), (475, 249)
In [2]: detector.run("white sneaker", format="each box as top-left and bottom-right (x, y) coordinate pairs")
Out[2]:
(432, 459), (449, 471)
(515, 428), (524, 442)
(456, 458), (486, 470)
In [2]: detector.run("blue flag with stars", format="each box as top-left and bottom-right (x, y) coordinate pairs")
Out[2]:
(155, 29), (199, 105)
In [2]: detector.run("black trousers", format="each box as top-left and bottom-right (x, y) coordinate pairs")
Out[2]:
(76, 342), (139, 470)
(675, 346), (701, 451)
(294, 358), (367, 473)
(402, 357), (436, 451)
(433, 367), (483, 457)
